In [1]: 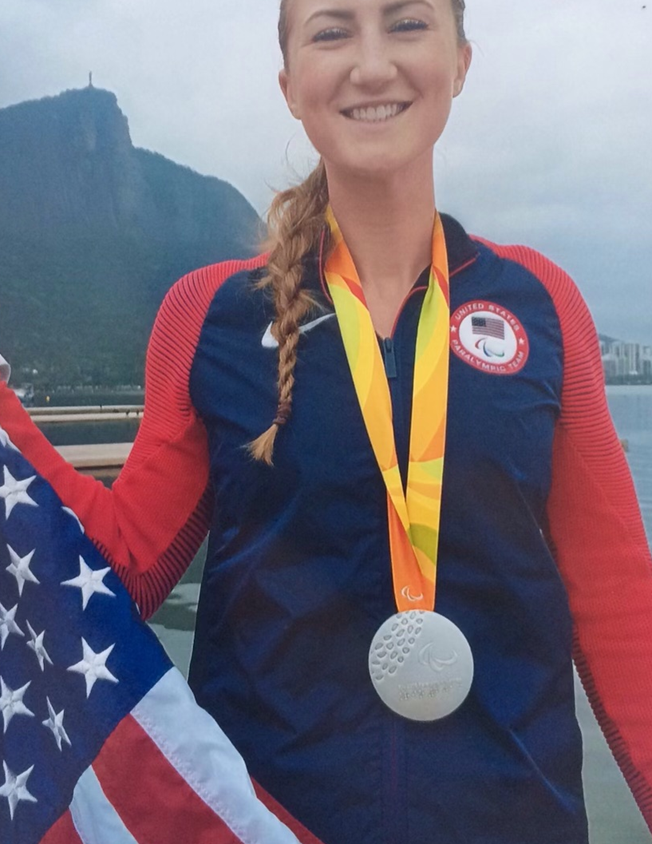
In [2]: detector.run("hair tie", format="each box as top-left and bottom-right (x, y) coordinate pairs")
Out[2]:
(273, 403), (291, 427)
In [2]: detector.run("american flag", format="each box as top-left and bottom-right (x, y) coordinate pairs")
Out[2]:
(0, 429), (320, 844)
(471, 316), (505, 340)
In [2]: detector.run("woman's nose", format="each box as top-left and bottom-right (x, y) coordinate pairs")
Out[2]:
(349, 35), (398, 88)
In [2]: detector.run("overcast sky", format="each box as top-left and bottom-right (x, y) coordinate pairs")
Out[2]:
(1, 0), (650, 342)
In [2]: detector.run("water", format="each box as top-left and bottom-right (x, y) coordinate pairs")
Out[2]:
(572, 388), (652, 843)
(40, 385), (652, 841)
(607, 385), (652, 542)
(32, 389), (143, 447)
(32, 389), (144, 408)
(39, 419), (140, 447)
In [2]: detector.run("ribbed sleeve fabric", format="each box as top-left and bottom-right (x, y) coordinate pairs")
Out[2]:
(0, 256), (266, 619)
(486, 242), (652, 830)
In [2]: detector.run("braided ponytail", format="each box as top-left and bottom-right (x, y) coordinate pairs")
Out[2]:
(248, 160), (329, 464)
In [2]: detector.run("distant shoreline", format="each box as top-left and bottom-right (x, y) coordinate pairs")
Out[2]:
(19, 381), (652, 408)
(29, 387), (144, 409)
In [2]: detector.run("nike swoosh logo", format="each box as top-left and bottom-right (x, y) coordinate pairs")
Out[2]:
(262, 313), (336, 349)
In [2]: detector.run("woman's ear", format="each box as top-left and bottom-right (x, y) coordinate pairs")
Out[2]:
(279, 68), (301, 119)
(454, 42), (473, 98)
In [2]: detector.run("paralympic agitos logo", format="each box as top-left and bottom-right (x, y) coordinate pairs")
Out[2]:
(450, 300), (530, 375)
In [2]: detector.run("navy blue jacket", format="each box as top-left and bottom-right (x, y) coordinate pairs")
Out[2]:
(186, 216), (594, 844)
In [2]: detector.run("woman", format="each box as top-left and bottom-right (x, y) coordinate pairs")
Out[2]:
(1, 0), (652, 842)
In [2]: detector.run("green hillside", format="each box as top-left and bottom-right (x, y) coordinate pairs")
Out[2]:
(0, 87), (262, 388)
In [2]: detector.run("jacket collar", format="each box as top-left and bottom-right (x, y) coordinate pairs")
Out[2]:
(440, 213), (479, 277)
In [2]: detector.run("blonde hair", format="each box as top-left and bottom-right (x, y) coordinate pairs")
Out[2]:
(248, 161), (329, 464)
(250, 0), (467, 463)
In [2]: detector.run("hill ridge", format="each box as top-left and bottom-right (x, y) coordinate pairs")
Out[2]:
(0, 87), (261, 388)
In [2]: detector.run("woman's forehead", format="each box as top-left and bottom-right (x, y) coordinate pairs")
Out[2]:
(287, 0), (441, 26)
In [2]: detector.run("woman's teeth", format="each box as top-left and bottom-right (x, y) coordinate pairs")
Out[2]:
(346, 103), (406, 122)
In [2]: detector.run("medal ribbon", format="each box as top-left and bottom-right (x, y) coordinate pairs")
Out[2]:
(324, 207), (450, 613)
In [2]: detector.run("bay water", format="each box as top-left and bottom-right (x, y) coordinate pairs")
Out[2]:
(578, 386), (652, 842)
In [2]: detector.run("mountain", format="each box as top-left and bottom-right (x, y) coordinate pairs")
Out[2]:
(0, 87), (262, 388)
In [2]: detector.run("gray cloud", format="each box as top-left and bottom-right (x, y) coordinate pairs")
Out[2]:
(1, 0), (650, 341)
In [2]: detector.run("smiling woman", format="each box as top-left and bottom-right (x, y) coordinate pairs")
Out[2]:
(1, 1), (652, 843)
(251, 0), (471, 463)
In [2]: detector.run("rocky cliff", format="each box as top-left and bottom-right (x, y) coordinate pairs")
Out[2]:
(0, 87), (261, 387)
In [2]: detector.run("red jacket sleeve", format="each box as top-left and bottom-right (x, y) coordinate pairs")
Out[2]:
(495, 245), (652, 829)
(0, 256), (266, 619)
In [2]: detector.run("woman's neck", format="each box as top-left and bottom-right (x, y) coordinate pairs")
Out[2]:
(326, 161), (437, 336)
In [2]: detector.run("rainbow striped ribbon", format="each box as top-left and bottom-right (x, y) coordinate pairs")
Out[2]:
(324, 207), (450, 612)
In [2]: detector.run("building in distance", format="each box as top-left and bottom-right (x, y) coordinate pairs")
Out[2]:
(600, 337), (652, 384)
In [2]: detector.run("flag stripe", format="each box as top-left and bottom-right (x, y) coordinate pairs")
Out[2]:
(130, 668), (301, 844)
(471, 316), (505, 339)
(132, 668), (304, 844)
(70, 767), (139, 844)
(93, 712), (246, 843)
(39, 810), (83, 844)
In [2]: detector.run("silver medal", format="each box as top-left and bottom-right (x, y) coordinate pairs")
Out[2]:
(369, 610), (473, 721)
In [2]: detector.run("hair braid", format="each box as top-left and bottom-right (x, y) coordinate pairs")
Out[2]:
(248, 160), (329, 464)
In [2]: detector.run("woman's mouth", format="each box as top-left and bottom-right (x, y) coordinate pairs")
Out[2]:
(341, 102), (411, 123)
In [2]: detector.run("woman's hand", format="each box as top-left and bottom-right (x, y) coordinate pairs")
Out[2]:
(0, 353), (10, 384)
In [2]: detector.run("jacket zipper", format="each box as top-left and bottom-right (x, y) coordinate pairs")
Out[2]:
(382, 337), (398, 379)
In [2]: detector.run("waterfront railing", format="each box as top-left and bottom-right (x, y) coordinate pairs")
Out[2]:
(28, 404), (141, 481)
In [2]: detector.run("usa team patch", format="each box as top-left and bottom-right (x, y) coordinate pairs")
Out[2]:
(450, 301), (529, 375)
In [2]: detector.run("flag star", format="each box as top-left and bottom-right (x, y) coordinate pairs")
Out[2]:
(61, 556), (115, 610)
(0, 676), (34, 733)
(42, 697), (71, 751)
(0, 427), (17, 451)
(0, 761), (37, 820)
(0, 602), (24, 650)
(67, 638), (118, 697)
(62, 506), (84, 533)
(0, 466), (37, 519)
(6, 544), (39, 596)
(26, 621), (53, 671)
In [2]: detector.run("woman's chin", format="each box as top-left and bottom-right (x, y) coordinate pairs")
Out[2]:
(324, 150), (434, 186)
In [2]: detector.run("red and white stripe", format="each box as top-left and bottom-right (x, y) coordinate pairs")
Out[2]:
(41, 668), (321, 844)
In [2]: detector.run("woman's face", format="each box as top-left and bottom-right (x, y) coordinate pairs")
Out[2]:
(279, 0), (472, 180)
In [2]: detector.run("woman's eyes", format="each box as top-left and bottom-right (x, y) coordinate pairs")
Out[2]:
(313, 27), (350, 42)
(390, 18), (429, 34)
(312, 18), (428, 43)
